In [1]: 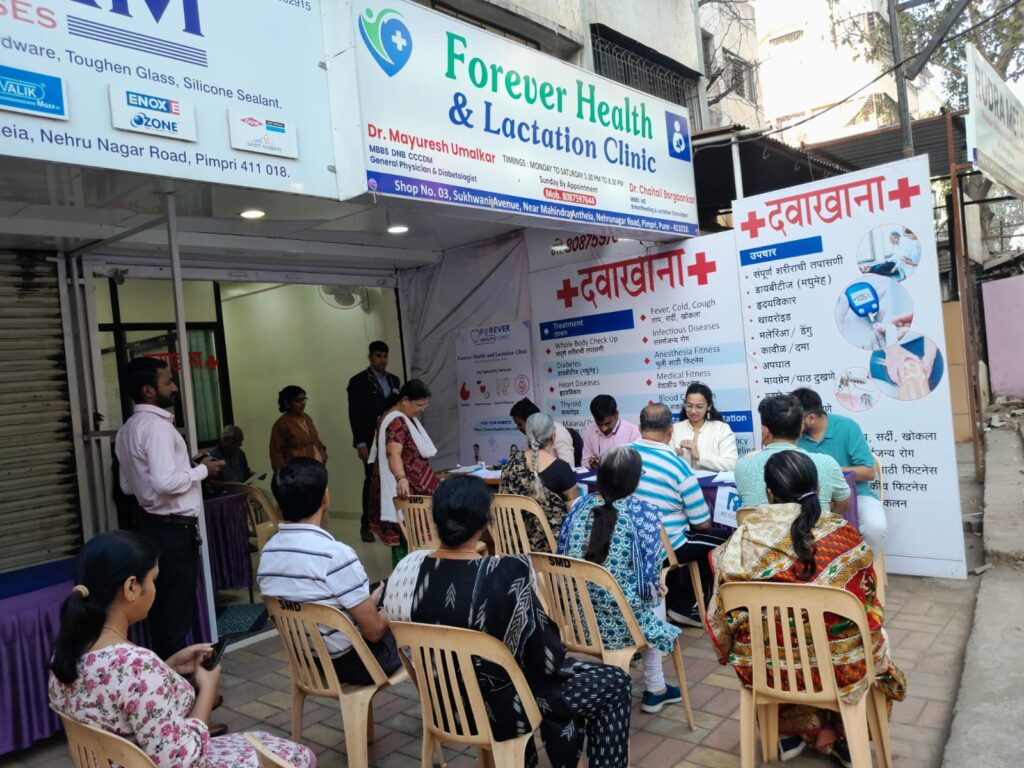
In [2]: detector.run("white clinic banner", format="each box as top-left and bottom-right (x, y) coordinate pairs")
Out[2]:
(0, 0), (338, 196)
(527, 231), (754, 452)
(454, 321), (534, 466)
(342, 0), (698, 237)
(966, 43), (1024, 199)
(733, 155), (966, 578)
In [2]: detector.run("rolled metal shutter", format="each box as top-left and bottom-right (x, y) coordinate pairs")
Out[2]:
(0, 253), (82, 572)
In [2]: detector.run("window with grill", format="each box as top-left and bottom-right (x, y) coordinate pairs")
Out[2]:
(861, 12), (884, 36)
(725, 53), (751, 100)
(848, 93), (898, 126)
(591, 25), (703, 130)
(769, 30), (804, 46)
(702, 29), (715, 72)
(432, 2), (540, 49)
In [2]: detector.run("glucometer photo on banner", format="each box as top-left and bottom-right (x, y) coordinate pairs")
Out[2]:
(835, 275), (914, 351)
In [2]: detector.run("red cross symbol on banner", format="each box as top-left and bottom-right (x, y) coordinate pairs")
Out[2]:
(687, 251), (717, 285)
(740, 210), (766, 239)
(887, 177), (921, 209)
(556, 278), (580, 308)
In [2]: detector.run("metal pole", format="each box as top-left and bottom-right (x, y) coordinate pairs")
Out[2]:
(731, 138), (744, 199)
(945, 112), (982, 480)
(888, 0), (914, 157)
(161, 191), (219, 643)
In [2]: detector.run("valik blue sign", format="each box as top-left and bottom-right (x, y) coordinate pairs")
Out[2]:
(0, 65), (68, 120)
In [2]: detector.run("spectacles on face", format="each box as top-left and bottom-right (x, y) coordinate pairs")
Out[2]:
(684, 402), (707, 411)
(294, 397), (309, 403)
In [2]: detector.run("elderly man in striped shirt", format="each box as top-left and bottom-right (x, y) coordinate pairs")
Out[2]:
(630, 403), (728, 627)
(257, 458), (400, 683)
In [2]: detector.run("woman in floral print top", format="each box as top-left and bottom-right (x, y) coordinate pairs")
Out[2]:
(48, 530), (314, 768)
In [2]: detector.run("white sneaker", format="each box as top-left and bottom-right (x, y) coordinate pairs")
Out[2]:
(779, 735), (806, 761)
(666, 607), (703, 627)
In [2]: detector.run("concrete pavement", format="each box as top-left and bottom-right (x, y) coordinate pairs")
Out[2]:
(942, 425), (1024, 768)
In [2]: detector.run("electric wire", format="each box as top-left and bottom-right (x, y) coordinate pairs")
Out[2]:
(694, 0), (1023, 153)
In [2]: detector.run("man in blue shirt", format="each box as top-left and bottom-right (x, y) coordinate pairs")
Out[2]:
(791, 388), (886, 551)
(734, 395), (850, 514)
(631, 403), (726, 627)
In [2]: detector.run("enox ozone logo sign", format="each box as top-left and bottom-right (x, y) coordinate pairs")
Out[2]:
(108, 85), (197, 141)
(358, 7), (412, 77)
(67, 0), (208, 67)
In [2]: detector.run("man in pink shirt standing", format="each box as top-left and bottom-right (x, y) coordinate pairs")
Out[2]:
(582, 395), (641, 468)
(115, 357), (223, 659)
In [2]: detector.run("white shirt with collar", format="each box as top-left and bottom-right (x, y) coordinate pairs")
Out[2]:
(115, 404), (207, 517)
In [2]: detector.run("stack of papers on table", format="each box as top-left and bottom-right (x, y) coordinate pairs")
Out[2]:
(471, 468), (502, 480)
(445, 465), (480, 476)
(712, 471), (735, 484)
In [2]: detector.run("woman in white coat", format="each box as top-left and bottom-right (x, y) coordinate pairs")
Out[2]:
(669, 382), (738, 471)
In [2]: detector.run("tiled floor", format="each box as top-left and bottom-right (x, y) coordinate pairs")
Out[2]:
(3, 560), (980, 768)
(5, 445), (984, 767)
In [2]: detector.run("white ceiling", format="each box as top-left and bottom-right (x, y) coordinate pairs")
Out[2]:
(0, 156), (524, 272)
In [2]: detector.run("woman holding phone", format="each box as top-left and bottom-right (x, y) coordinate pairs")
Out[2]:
(48, 530), (314, 768)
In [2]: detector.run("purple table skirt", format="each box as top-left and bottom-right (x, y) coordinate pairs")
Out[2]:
(204, 492), (252, 593)
(0, 581), (69, 755)
(0, 567), (212, 755)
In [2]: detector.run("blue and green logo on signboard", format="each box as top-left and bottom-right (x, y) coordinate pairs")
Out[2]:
(358, 7), (412, 77)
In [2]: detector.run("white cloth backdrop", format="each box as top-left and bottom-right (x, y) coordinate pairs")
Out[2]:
(397, 230), (531, 468)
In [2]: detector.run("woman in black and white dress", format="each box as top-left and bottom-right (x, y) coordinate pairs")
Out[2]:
(385, 476), (631, 768)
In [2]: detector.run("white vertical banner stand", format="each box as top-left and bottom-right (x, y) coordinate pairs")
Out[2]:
(527, 233), (754, 452)
(732, 156), (966, 579)
(454, 321), (534, 465)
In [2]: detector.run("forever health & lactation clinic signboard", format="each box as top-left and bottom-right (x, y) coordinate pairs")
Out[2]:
(0, 0), (337, 197)
(342, 0), (699, 236)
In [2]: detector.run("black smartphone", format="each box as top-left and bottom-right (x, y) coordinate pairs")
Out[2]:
(202, 636), (229, 670)
(370, 579), (388, 606)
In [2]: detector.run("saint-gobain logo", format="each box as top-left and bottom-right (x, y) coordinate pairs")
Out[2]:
(67, 0), (208, 68)
(358, 7), (412, 77)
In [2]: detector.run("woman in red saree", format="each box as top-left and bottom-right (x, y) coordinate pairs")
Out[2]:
(368, 380), (439, 565)
(706, 450), (905, 765)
